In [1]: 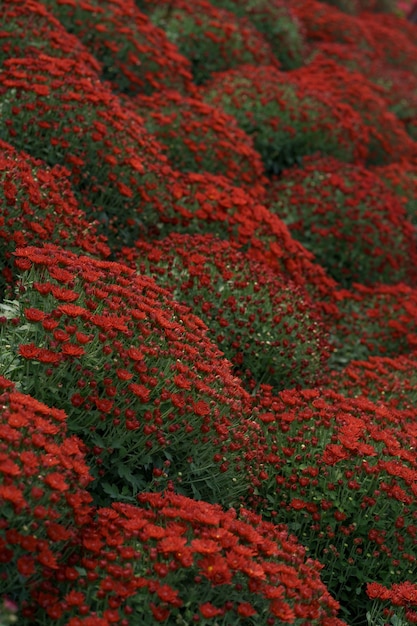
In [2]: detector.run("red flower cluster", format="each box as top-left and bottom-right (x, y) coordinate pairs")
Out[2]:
(2, 0), (417, 623)
(292, 0), (373, 46)
(125, 171), (339, 310)
(367, 580), (417, 623)
(205, 0), (306, 69)
(266, 154), (417, 286)
(33, 491), (345, 625)
(0, 0), (101, 72)
(359, 11), (417, 75)
(202, 63), (369, 174)
(247, 385), (417, 622)
(1, 244), (252, 505)
(328, 353), (417, 410)
(128, 232), (331, 391)
(142, 0), (279, 84)
(0, 54), (180, 247)
(134, 89), (266, 192)
(0, 376), (93, 607)
(331, 282), (417, 364)
(374, 160), (417, 224)
(292, 56), (416, 164)
(0, 140), (110, 297)
(39, 0), (193, 95)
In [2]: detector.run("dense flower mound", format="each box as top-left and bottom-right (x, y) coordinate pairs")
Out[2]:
(0, 245), (252, 506)
(202, 64), (369, 174)
(148, 171), (339, 308)
(317, 0), (397, 13)
(246, 385), (417, 624)
(133, 90), (266, 193)
(0, 0), (102, 73)
(27, 491), (346, 626)
(291, 0), (373, 46)
(0, 55), (181, 249)
(367, 580), (417, 624)
(366, 66), (417, 136)
(0, 376), (93, 605)
(331, 283), (417, 366)
(327, 354), (417, 410)
(39, 0), (193, 96)
(308, 44), (417, 137)
(124, 233), (331, 392)
(202, 0), (306, 69)
(143, 0), (279, 85)
(373, 160), (417, 224)
(0, 141), (110, 298)
(359, 11), (417, 75)
(265, 155), (417, 287)
(307, 41), (378, 75)
(292, 57), (417, 165)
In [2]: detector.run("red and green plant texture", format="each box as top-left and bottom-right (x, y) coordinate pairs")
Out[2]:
(141, 0), (306, 70)
(17, 491), (347, 626)
(2, 0), (417, 624)
(291, 0), (374, 47)
(327, 354), (417, 410)
(265, 155), (417, 287)
(202, 64), (370, 174)
(0, 244), (253, 507)
(291, 57), (417, 165)
(0, 376), (94, 605)
(0, 0), (102, 73)
(125, 233), (331, 392)
(367, 580), (417, 624)
(330, 282), (417, 366)
(246, 385), (417, 624)
(0, 141), (110, 297)
(146, 171), (338, 309)
(0, 55), (180, 248)
(38, 0), (194, 96)
(373, 160), (417, 224)
(133, 89), (266, 192)
(143, 0), (279, 85)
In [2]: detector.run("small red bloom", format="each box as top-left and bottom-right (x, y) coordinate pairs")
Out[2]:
(199, 602), (224, 618)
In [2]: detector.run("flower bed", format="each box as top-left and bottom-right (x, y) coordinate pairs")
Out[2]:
(1, 1), (417, 624)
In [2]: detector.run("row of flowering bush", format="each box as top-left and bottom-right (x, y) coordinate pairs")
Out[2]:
(0, 376), (346, 625)
(2, 0), (417, 624)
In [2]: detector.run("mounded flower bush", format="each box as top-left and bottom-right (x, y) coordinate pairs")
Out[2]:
(20, 492), (346, 625)
(265, 155), (417, 286)
(291, 56), (417, 165)
(327, 354), (417, 410)
(124, 233), (331, 392)
(143, 171), (339, 309)
(39, 0), (193, 96)
(0, 55), (181, 248)
(202, 64), (369, 174)
(133, 89), (266, 193)
(0, 0), (102, 72)
(0, 141), (110, 298)
(317, 0), (397, 13)
(291, 0), (373, 46)
(142, 0), (306, 70)
(308, 44), (417, 138)
(0, 376), (93, 610)
(331, 283), (417, 367)
(373, 160), (417, 225)
(2, 0), (417, 623)
(246, 386), (417, 625)
(0, 244), (252, 507)
(359, 11), (417, 75)
(143, 0), (279, 85)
